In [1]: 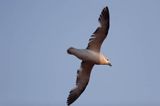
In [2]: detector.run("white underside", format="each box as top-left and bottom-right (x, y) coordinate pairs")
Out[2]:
(69, 48), (107, 64)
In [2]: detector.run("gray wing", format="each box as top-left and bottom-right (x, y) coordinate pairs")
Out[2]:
(67, 61), (94, 106)
(87, 6), (110, 52)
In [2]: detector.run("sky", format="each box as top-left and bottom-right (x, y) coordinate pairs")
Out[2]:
(1, 0), (160, 106)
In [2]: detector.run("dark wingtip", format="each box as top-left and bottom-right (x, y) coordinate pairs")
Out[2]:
(98, 6), (110, 32)
(101, 6), (109, 19)
(67, 98), (70, 106)
(67, 95), (73, 106)
(67, 92), (76, 106)
(67, 86), (83, 106)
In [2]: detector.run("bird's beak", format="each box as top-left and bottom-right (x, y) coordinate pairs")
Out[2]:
(108, 62), (112, 67)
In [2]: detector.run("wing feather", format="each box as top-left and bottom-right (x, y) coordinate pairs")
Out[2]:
(87, 6), (110, 52)
(67, 61), (94, 105)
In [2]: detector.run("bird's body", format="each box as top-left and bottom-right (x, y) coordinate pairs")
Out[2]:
(67, 6), (111, 105)
(67, 47), (109, 65)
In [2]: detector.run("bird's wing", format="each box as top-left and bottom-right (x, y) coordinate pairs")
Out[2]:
(67, 61), (94, 105)
(87, 6), (110, 52)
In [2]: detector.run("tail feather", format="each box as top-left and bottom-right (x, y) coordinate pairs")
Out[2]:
(67, 47), (75, 54)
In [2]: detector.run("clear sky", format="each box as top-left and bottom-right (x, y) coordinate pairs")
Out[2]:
(1, 0), (160, 106)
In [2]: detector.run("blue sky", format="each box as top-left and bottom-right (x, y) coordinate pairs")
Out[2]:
(1, 0), (160, 106)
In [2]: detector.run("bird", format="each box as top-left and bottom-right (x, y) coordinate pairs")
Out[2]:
(67, 6), (111, 105)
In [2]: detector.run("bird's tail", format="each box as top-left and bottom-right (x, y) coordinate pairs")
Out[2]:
(67, 47), (75, 54)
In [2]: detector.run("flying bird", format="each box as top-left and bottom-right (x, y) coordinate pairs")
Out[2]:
(67, 6), (111, 105)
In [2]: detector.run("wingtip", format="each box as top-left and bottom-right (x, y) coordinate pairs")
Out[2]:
(66, 99), (70, 106)
(67, 96), (70, 105)
(98, 5), (110, 28)
(66, 91), (74, 106)
(67, 95), (74, 106)
(104, 6), (109, 10)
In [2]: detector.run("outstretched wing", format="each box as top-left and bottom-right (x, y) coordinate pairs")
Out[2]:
(67, 61), (94, 105)
(87, 6), (110, 52)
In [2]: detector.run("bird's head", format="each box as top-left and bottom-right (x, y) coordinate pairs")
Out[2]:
(103, 56), (112, 66)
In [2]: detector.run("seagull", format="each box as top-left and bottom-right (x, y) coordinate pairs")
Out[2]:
(67, 6), (111, 105)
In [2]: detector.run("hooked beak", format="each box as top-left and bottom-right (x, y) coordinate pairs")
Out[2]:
(108, 62), (112, 67)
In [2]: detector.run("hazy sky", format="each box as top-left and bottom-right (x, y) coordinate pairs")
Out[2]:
(1, 0), (160, 106)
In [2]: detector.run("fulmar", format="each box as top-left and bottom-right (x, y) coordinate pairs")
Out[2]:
(67, 6), (111, 105)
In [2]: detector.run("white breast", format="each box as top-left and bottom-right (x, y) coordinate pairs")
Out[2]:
(73, 49), (106, 64)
